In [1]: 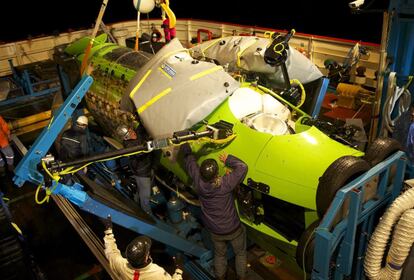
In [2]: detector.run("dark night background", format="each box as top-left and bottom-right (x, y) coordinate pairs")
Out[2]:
(1, 0), (388, 43)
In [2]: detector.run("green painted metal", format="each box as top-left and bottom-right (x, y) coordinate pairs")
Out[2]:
(78, 43), (118, 63)
(159, 85), (363, 243)
(65, 33), (108, 55)
(161, 90), (363, 207)
(64, 36), (365, 249)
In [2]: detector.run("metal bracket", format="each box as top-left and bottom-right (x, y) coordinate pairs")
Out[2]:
(247, 178), (270, 194)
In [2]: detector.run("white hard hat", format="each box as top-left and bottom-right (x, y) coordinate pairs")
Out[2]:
(76, 116), (88, 126)
(116, 124), (130, 139)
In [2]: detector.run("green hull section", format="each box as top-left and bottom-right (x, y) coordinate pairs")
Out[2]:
(65, 36), (364, 247)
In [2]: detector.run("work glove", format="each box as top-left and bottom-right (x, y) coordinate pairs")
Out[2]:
(180, 143), (192, 157)
(104, 214), (113, 232)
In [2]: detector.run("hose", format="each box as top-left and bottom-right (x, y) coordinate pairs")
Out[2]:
(290, 79), (306, 108)
(35, 184), (51, 204)
(364, 186), (414, 279)
(258, 84), (310, 117)
(381, 72), (412, 137)
(386, 210), (414, 276)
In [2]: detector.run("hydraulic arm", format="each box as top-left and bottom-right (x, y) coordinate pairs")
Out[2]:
(45, 121), (234, 177)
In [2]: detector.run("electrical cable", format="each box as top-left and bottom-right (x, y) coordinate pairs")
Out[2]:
(258, 84), (310, 117)
(381, 73), (412, 137)
(290, 79), (306, 108)
(302, 228), (316, 280)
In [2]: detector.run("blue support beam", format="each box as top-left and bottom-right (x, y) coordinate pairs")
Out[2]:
(50, 182), (212, 261)
(4, 59), (60, 103)
(13, 76), (93, 187)
(0, 87), (60, 108)
(336, 189), (362, 276)
(377, 0), (414, 137)
(311, 77), (330, 118)
(354, 214), (375, 278)
(387, 0), (414, 76)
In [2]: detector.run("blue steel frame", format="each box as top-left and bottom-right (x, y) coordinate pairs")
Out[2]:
(311, 77), (330, 118)
(0, 60), (60, 107)
(312, 151), (407, 280)
(53, 181), (212, 261)
(13, 76), (93, 187)
(377, 0), (414, 137)
(12, 75), (213, 277)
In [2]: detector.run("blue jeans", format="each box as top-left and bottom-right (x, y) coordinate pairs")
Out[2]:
(210, 225), (247, 279)
(0, 145), (14, 167)
(132, 175), (152, 214)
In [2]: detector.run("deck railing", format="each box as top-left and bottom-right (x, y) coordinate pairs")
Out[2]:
(0, 19), (380, 87)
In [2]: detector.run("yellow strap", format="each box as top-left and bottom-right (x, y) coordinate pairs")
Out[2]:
(264, 31), (274, 38)
(11, 223), (23, 235)
(47, 116), (54, 130)
(158, 67), (172, 80)
(190, 66), (222, 81)
(200, 38), (221, 58)
(237, 39), (257, 67)
(160, 2), (176, 28)
(129, 69), (152, 98)
(257, 84), (310, 117)
(404, 75), (413, 90)
(138, 87), (172, 114)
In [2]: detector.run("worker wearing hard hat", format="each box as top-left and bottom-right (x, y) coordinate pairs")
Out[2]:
(59, 116), (90, 161)
(103, 215), (183, 280)
(180, 143), (248, 280)
(0, 115), (14, 176)
(406, 108), (414, 163)
(116, 124), (152, 214)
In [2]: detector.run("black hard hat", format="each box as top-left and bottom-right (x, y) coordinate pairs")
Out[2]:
(200, 159), (219, 182)
(125, 236), (152, 268)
